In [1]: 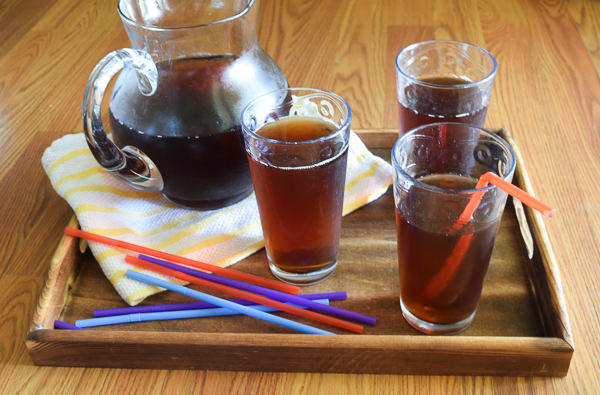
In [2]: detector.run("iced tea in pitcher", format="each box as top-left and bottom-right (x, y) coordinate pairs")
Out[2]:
(110, 55), (259, 208)
(83, 0), (287, 209)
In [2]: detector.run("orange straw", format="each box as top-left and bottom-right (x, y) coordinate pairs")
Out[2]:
(64, 227), (300, 295)
(458, 171), (555, 224)
(125, 255), (363, 334)
(423, 171), (555, 300)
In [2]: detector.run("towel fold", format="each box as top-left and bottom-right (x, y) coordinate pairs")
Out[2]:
(42, 131), (392, 305)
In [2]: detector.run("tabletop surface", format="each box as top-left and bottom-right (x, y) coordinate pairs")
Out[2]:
(1, 0), (599, 393)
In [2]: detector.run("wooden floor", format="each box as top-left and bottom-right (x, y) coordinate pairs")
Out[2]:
(1, 0), (599, 393)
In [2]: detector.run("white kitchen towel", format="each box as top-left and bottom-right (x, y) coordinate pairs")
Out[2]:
(42, 131), (392, 305)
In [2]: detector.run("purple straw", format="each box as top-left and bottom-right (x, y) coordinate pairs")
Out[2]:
(94, 291), (347, 317)
(54, 320), (85, 330)
(137, 254), (377, 326)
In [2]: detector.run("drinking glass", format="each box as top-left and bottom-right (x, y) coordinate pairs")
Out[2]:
(241, 88), (352, 285)
(392, 122), (515, 334)
(396, 40), (497, 134)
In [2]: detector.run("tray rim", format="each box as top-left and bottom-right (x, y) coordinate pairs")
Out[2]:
(25, 129), (574, 376)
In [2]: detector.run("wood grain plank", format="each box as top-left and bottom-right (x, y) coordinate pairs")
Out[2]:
(332, 0), (388, 129)
(0, 273), (44, 389)
(26, 325), (572, 375)
(382, 0), (434, 26)
(433, 0), (485, 42)
(257, 0), (347, 89)
(0, 0), (124, 181)
(0, 0), (60, 60)
(0, 131), (73, 277)
(568, 0), (600, 76)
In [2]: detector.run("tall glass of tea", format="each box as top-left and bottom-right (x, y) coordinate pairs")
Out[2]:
(82, 0), (287, 209)
(241, 88), (351, 285)
(392, 123), (515, 334)
(395, 40), (497, 134)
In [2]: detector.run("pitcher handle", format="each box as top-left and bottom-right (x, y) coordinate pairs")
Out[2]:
(82, 48), (163, 191)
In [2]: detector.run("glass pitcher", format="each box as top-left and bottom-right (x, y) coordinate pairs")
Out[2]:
(83, 0), (287, 209)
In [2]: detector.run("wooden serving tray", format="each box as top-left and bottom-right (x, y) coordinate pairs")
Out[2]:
(26, 130), (573, 376)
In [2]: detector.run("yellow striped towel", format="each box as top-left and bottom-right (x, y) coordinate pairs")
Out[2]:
(41, 131), (392, 305)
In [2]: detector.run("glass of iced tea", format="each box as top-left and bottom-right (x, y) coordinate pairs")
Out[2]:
(392, 122), (515, 334)
(241, 88), (351, 285)
(395, 40), (497, 134)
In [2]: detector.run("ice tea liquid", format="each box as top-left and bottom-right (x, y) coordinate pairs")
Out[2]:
(248, 116), (348, 284)
(396, 174), (500, 331)
(110, 56), (259, 209)
(398, 76), (488, 134)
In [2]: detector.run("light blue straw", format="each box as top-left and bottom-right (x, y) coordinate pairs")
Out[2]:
(76, 299), (330, 328)
(125, 270), (335, 335)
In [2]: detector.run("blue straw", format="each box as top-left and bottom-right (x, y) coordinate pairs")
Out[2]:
(93, 291), (347, 317)
(76, 299), (330, 328)
(125, 270), (334, 335)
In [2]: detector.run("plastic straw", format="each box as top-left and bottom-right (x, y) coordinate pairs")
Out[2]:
(459, 171), (555, 223)
(64, 227), (299, 295)
(126, 270), (334, 335)
(134, 254), (376, 326)
(94, 292), (347, 317)
(54, 320), (85, 330)
(424, 170), (555, 300)
(482, 172), (555, 216)
(77, 299), (330, 328)
(455, 175), (493, 227)
(421, 233), (474, 300)
(127, 255), (365, 333)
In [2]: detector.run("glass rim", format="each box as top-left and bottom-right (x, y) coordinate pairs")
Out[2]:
(241, 87), (352, 146)
(118, 0), (254, 31)
(391, 122), (516, 195)
(395, 40), (498, 89)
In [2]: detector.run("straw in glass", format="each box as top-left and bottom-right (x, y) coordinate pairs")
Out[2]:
(423, 171), (555, 300)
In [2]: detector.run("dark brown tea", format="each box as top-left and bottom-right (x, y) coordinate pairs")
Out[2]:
(396, 174), (500, 326)
(247, 116), (348, 274)
(398, 76), (488, 134)
(109, 56), (256, 209)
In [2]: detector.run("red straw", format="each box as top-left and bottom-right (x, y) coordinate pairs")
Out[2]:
(423, 171), (555, 300)
(126, 255), (364, 334)
(64, 227), (300, 295)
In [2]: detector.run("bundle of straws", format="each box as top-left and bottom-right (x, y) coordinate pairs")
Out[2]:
(55, 227), (377, 335)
